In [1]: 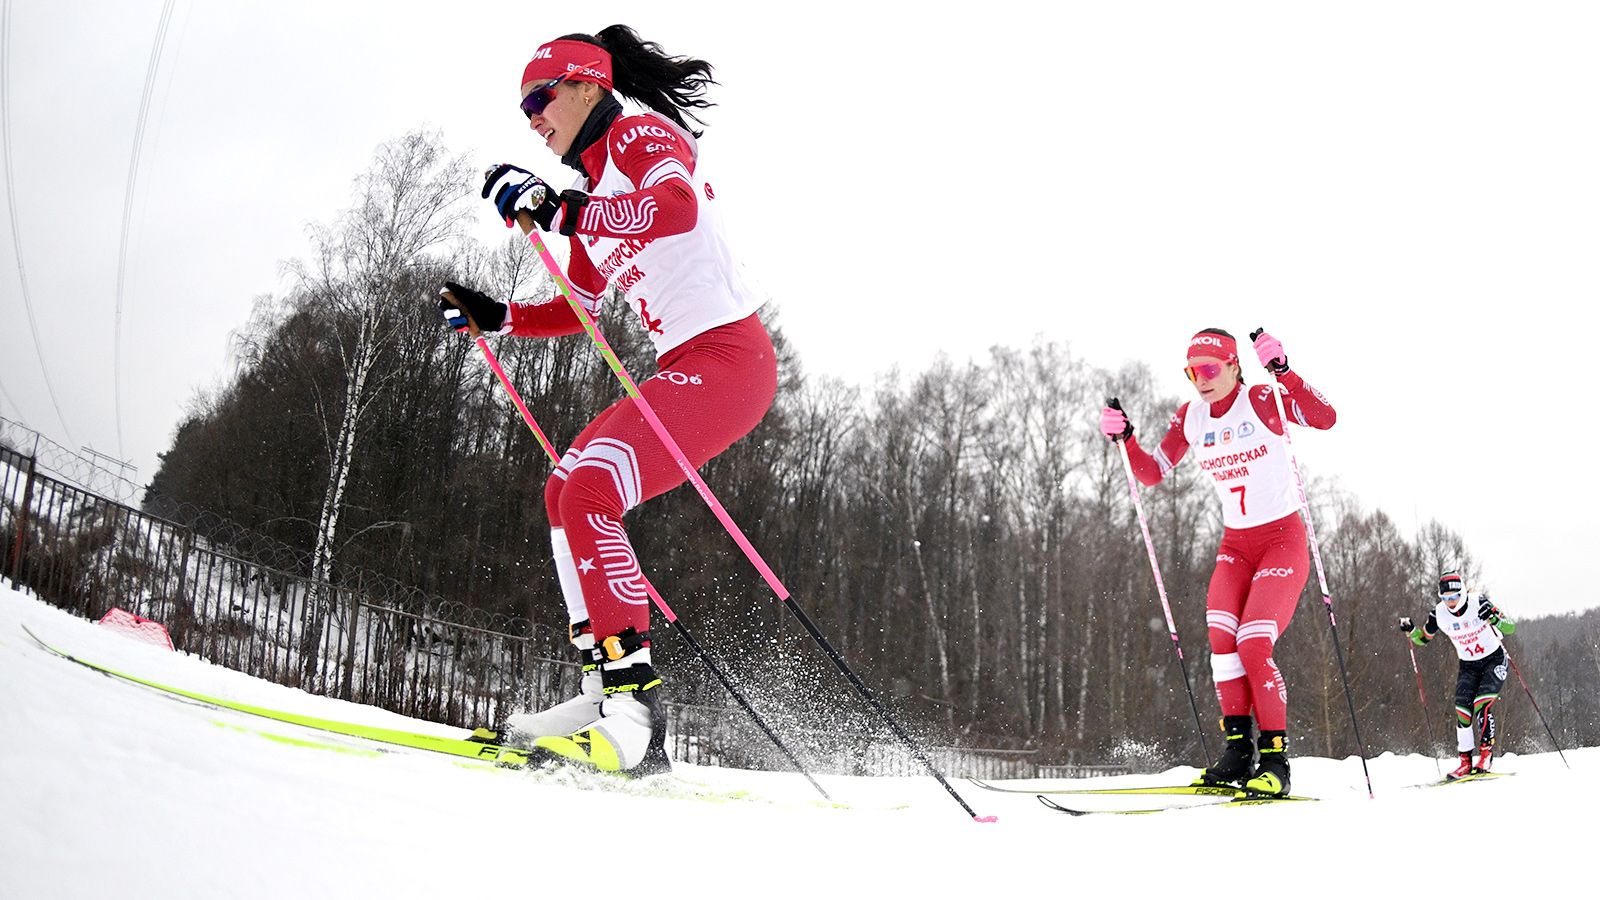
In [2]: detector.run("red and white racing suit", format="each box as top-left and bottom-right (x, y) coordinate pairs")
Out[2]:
(1123, 373), (1336, 731)
(499, 112), (773, 644)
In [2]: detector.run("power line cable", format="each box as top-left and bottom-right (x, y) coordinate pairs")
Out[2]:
(0, 0), (77, 445)
(112, 0), (179, 457)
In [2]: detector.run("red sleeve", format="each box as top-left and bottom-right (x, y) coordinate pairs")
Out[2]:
(1125, 404), (1191, 486)
(505, 237), (610, 338)
(563, 235), (608, 310)
(1249, 372), (1337, 434)
(503, 295), (582, 338)
(566, 116), (699, 240)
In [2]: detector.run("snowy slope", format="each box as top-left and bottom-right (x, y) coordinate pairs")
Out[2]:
(0, 583), (1590, 900)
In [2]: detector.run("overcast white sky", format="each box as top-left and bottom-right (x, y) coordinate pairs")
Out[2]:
(2, 1), (1597, 617)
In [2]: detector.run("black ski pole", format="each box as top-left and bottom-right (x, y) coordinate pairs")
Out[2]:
(449, 293), (829, 800)
(1504, 650), (1570, 769)
(1107, 398), (1212, 760)
(1251, 328), (1374, 799)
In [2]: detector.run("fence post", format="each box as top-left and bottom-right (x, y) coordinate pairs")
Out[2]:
(169, 530), (195, 651)
(8, 440), (40, 585)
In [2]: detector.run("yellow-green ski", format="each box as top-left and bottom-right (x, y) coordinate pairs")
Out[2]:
(22, 624), (531, 766)
(1036, 792), (1317, 816)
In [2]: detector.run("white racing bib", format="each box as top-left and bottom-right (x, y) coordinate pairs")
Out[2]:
(1433, 593), (1504, 661)
(1183, 387), (1300, 529)
(573, 113), (761, 356)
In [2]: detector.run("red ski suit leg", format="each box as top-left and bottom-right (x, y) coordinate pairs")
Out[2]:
(1204, 513), (1308, 731)
(543, 314), (776, 643)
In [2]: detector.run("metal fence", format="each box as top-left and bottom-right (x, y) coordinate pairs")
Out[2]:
(1, 434), (1105, 780)
(1, 442), (573, 730)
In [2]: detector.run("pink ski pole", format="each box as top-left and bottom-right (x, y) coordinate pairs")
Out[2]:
(508, 208), (991, 822)
(1106, 398), (1211, 759)
(440, 289), (829, 800)
(1251, 328), (1373, 798)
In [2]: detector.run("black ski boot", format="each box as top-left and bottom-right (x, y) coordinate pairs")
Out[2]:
(1244, 730), (1290, 797)
(1193, 716), (1256, 787)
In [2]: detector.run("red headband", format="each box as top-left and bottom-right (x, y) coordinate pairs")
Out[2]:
(1187, 331), (1238, 363)
(521, 39), (614, 94)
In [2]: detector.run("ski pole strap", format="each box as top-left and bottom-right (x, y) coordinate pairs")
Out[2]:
(556, 190), (590, 237)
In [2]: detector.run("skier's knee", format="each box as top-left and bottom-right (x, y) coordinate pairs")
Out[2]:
(1235, 618), (1280, 672)
(559, 466), (633, 526)
(545, 447), (583, 523)
(544, 472), (567, 524)
(559, 440), (643, 522)
(1236, 636), (1278, 680)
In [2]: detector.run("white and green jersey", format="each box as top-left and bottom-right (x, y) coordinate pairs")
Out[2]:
(1424, 592), (1505, 661)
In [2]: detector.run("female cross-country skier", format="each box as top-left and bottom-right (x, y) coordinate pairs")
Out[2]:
(1400, 570), (1516, 779)
(436, 26), (773, 775)
(1099, 329), (1336, 796)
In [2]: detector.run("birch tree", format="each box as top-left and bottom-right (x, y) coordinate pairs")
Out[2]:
(287, 131), (473, 675)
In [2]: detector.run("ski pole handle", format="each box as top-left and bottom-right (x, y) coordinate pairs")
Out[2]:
(1102, 397), (1134, 443)
(513, 208), (538, 237)
(439, 288), (483, 340)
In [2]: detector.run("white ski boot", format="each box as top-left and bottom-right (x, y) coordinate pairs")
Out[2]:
(503, 622), (603, 744)
(531, 628), (670, 776)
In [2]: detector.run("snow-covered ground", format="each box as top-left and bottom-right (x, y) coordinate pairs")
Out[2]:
(1, 583), (1590, 899)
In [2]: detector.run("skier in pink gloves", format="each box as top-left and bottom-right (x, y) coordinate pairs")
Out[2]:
(1099, 329), (1336, 796)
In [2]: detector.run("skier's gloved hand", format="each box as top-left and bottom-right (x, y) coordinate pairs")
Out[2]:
(1251, 330), (1290, 376)
(1398, 616), (1414, 634)
(438, 282), (508, 334)
(1477, 597), (1500, 623)
(1100, 402), (1134, 443)
(482, 164), (561, 230)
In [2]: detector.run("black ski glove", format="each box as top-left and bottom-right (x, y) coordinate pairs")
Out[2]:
(1398, 616), (1414, 633)
(438, 281), (507, 334)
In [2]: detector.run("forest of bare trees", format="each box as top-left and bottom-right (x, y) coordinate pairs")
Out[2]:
(143, 130), (1598, 764)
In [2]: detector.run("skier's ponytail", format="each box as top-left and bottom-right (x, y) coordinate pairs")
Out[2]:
(558, 25), (717, 135)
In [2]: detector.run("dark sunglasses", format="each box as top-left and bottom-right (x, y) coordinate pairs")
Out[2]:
(1184, 362), (1227, 383)
(519, 61), (603, 119)
(520, 74), (571, 119)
